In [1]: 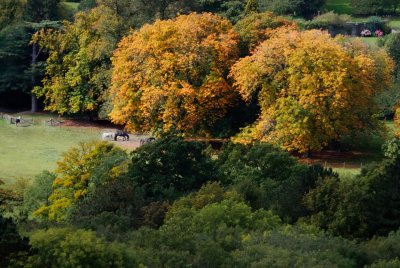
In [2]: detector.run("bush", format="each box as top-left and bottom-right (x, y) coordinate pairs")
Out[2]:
(303, 11), (351, 29)
(365, 16), (391, 35)
(128, 137), (217, 201)
(23, 171), (55, 220)
(216, 143), (334, 221)
(234, 11), (295, 54)
(26, 228), (137, 267)
(305, 139), (400, 238)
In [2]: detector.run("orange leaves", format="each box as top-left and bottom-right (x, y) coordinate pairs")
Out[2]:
(109, 13), (240, 135)
(231, 29), (394, 153)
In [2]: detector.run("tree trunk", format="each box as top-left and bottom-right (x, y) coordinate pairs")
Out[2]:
(31, 42), (38, 113)
(31, 93), (37, 113)
(159, 0), (167, 19)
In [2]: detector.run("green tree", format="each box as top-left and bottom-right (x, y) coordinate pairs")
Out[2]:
(216, 143), (333, 221)
(196, 0), (247, 23)
(351, 0), (400, 15)
(305, 138), (400, 238)
(259, 0), (326, 18)
(382, 33), (400, 80)
(32, 5), (125, 116)
(26, 228), (137, 267)
(0, 23), (31, 97)
(0, 180), (29, 267)
(233, 11), (295, 54)
(0, 0), (24, 30)
(35, 141), (129, 222)
(24, 0), (60, 22)
(245, 0), (259, 14)
(23, 171), (55, 219)
(128, 137), (216, 201)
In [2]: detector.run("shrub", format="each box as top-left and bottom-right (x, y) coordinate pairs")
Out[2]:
(128, 137), (216, 201)
(216, 143), (334, 221)
(26, 228), (137, 267)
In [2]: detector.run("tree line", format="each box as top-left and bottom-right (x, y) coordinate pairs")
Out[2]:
(2, 137), (400, 266)
(3, 1), (400, 153)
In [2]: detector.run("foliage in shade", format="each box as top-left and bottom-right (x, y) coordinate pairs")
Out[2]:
(109, 13), (240, 135)
(0, 0), (24, 30)
(24, 0), (60, 22)
(245, 0), (259, 14)
(0, 23), (32, 94)
(128, 137), (216, 200)
(305, 138), (400, 238)
(234, 11), (295, 54)
(215, 143), (335, 221)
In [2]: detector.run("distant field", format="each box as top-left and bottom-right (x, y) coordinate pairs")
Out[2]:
(63, 1), (79, 10)
(301, 120), (397, 176)
(388, 20), (400, 30)
(361, 37), (379, 46)
(0, 114), (100, 185)
(325, 0), (352, 14)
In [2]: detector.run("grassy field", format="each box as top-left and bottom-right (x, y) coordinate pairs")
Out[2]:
(325, 0), (352, 14)
(361, 37), (380, 46)
(388, 20), (400, 30)
(63, 1), (79, 10)
(0, 112), (396, 185)
(0, 114), (101, 185)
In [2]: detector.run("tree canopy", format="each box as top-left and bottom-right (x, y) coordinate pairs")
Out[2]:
(231, 28), (393, 152)
(32, 5), (125, 116)
(109, 13), (240, 135)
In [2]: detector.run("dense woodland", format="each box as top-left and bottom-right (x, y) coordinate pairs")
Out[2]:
(3, 0), (400, 267)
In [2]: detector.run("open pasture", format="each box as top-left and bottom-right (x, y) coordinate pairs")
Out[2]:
(325, 0), (352, 14)
(0, 113), (148, 185)
(0, 114), (101, 184)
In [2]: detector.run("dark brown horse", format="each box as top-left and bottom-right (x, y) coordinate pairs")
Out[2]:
(114, 130), (129, 141)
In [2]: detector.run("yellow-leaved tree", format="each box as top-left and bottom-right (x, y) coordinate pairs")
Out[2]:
(230, 28), (394, 153)
(34, 142), (129, 222)
(109, 13), (240, 136)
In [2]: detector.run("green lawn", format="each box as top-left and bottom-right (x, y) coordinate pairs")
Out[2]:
(325, 0), (352, 14)
(63, 1), (79, 10)
(388, 20), (400, 30)
(311, 120), (397, 176)
(0, 114), (100, 185)
(361, 37), (379, 46)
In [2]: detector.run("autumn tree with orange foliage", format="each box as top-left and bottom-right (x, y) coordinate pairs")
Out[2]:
(109, 13), (240, 136)
(230, 29), (394, 153)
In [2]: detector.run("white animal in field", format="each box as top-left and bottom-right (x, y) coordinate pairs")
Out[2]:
(102, 132), (115, 140)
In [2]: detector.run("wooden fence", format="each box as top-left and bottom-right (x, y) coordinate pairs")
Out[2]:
(1, 113), (33, 126)
(44, 118), (62, 126)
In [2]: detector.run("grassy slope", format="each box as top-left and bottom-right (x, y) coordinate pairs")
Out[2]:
(63, 1), (79, 10)
(361, 37), (379, 46)
(325, 0), (352, 14)
(0, 115), (100, 184)
(388, 20), (400, 30)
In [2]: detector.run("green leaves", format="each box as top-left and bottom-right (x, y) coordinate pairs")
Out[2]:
(33, 6), (125, 116)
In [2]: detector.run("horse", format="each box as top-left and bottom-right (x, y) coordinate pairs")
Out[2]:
(140, 137), (155, 145)
(114, 130), (129, 141)
(102, 132), (114, 141)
